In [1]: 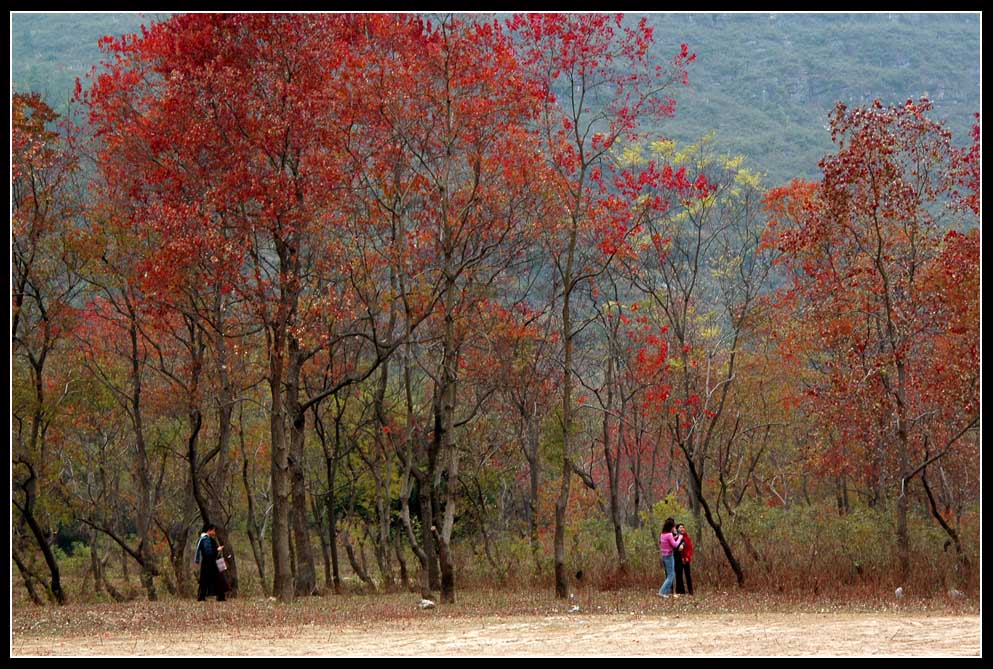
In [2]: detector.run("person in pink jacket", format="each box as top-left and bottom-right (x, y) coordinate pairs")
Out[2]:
(657, 517), (684, 598)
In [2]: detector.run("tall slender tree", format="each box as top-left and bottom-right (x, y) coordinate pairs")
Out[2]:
(511, 12), (698, 598)
(12, 92), (83, 605)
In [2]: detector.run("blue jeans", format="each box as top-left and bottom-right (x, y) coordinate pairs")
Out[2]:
(659, 554), (675, 595)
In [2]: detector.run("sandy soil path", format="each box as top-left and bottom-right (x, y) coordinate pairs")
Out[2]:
(12, 612), (980, 656)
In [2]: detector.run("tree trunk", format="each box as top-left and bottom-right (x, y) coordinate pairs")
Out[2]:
(311, 493), (332, 593)
(12, 545), (45, 605)
(683, 445), (745, 586)
(124, 306), (160, 603)
(436, 331), (460, 604)
(287, 337), (317, 598)
(436, 527), (457, 604)
(520, 411), (542, 572)
(86, 530), (126, 601)
(894, 359), (911, 585)
(400, 463), (433, 600)
(87, 528), (104, 596)
(372, 363), (396, 593)
(554, 231), (578, 600)
(324, 469), (342, 595)
(341, 527), (376, 592)
(207, 294), (239, 594)
(269, 346), (294, 601)
(315, 400), (344, 595)
(603, 356), (627, 573)
(419, 451), (442, 593)
(13, 464), (65, 605)
(394, 530), (412, 592)
(240, 416), (270, 597)
(921, 468), (969, 589)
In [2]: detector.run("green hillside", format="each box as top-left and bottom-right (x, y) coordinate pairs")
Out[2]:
(11, 13), (167, 107)
(11, 12), (980, 186)
(645, 13), (980, 184)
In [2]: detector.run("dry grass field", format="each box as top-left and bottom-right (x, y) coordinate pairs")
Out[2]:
(10, 588), (980, 657)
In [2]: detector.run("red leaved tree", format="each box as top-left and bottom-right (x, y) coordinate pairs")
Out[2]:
(12, 93), (83, 605)
(510, 12), (697, 598)
(345, 16), (550, 603)
(80, 14), (405, 600)
(763, 98), (980, 584)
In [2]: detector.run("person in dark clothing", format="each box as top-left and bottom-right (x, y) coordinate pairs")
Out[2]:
(674, 522), (694, 595)
(194, 524), (229, 602)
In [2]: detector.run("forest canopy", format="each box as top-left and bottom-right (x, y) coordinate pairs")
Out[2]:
(11, 13), (980, 607)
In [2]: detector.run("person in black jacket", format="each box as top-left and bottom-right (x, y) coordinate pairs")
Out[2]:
(194, 524), (230, 602)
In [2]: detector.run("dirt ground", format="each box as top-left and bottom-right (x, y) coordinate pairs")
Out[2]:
(11, 611), (980, 656)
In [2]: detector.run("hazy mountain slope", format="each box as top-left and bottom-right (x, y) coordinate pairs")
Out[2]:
(646, 13), (980, 184)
